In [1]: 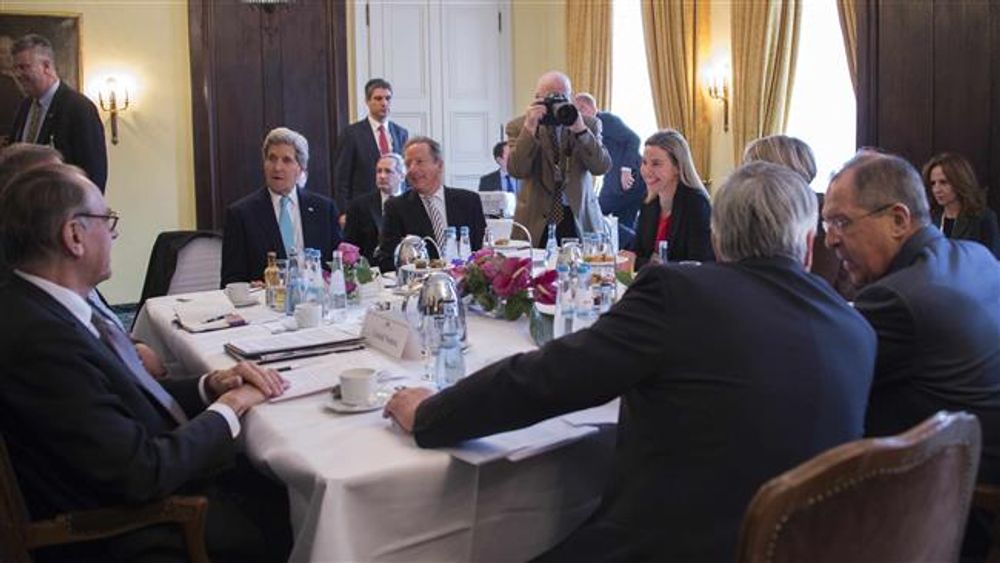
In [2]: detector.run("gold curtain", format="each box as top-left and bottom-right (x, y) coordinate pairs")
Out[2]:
(566, 1), (613, 106)
(836, 0), (858, 95)
(641, 0), (711, 180)
(731, 0), (802, 163)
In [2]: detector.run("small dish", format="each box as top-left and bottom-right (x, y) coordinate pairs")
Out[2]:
(325, 397), (386, 414)
(231, 297), (259, 308)
(491, 240), (531, 251)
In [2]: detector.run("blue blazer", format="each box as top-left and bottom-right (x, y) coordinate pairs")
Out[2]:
(9, 81), (107, 191)
(375, 187), (487, 272)
(596, 111), (645, 224)
(333, 118), (408, 212)
(221, 187), (342, 285)
(631, 184), (714, 267)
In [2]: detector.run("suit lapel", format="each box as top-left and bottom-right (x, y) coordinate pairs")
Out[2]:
(253, 188), (285, 258)
(35, 83), (65, 145)
(952, 216), (975, 239)
(369, 192), (384, 230)
(359, 120), (380, 165)
(407, 191), (434, 236)
(298, 188), (320, 249)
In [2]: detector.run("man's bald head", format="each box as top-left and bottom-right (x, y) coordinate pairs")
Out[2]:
(534, 71), (572, 100)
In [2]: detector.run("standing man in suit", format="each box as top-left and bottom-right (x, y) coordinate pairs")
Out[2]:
(385, 162), (876, 561)
(478, 141), (518, 194)
(222, 127), (342, 285)
(344, 152), (405, 261)
(334, 78), (409, 226)
(8, 34), (106, 192)
(823, 153), (1000, 483)
(574, 92), (645, 245)
(0, 163), (292, 562)
(375, 136), (486, 272)
(507, 71), (611, 248)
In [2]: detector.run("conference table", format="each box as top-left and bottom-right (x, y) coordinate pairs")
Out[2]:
(132, 287), (617, 562)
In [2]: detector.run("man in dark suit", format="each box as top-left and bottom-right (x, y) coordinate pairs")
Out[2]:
(344, 152), (404, 261)
(333, 78), (408, 224)
(574, 93), (645, 245)
(824, 153), (1000, 483)
(0, 163), (291, 562)
(8, 34), (107, 192)
(222, 127), (342, 286)
(385, 162), (877, 562)
(478, 141), (518, 194)
(375, 136), (487, 272)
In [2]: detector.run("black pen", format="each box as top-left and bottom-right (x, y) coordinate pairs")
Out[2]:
(203, 314), (227, 323)
(275, 364), (300, 373)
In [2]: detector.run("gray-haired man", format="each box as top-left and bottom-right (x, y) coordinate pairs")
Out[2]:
(385, 161), (876, 562)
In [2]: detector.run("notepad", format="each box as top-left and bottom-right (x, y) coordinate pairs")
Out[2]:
(174, 302), (246, 333)
(224, 326), (364, 363)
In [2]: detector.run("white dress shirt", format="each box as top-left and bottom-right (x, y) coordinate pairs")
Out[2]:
(269, 187), (305, 255)
(14, 270), (241, 437)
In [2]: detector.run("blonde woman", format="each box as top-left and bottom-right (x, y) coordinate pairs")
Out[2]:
(627, 129), (713, 268)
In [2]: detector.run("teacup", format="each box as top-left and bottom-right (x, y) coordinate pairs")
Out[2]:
(294, 302), (322, 329)
(225, 282), (251, 304)
(339, 368), (377, 406)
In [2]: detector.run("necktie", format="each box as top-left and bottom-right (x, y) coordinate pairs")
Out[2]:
(279, 195), (295, 254)
(90, 305), (189, 425)
(25, 99), (43, 143)
(423, 196), (447, 252)
(549, 127), (566, 226)
(377, 125), (390, 156)
(505, 175), (515, 193)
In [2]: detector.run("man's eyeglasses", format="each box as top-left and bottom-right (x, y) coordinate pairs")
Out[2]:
(75, 211), (120, 232)
(822, 203), (893, 233)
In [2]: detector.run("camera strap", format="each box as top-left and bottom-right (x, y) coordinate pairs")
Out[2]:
(548, 126), (569, 226)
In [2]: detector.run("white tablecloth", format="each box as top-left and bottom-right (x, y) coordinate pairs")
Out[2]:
(133, 290), (615, 562)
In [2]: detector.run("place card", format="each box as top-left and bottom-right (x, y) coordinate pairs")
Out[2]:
(361, 308), (420, 360)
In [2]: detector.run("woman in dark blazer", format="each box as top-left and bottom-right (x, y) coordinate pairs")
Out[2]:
(628, 129), (713, 268)
(922, 152), (1000, 259)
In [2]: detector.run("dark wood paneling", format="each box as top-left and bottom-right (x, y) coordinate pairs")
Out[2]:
(189, 1), (349, 231)
(858, 0), (1000, 215)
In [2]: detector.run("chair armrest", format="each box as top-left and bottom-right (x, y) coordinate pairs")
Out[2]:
(974, 484), (1000, 513)
(25, 495), (209, 563)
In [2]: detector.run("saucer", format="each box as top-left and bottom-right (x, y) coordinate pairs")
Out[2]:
(325, 397), (386, 414)
(491, 240), (531, 251)
(230, 297), (259, 308)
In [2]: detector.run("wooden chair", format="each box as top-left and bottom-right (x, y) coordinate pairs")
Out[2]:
(737, 411), (981, 563)
(973, 483), (1000, 563)
(0, 434), (211, 563)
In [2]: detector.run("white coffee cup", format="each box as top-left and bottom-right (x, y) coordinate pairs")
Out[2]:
(339, 368), (377, 406)
(294, 302), (322, 329)
(225, 282), (251, 304)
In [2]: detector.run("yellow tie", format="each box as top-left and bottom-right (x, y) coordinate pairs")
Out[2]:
(25, 99), (43, 143)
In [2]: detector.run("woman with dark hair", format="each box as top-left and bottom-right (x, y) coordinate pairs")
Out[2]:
(626, 129), (713, 268)
(922, 152), (1000, 258)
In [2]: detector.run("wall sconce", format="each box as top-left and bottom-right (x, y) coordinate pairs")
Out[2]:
(97, 77), (130, 145)
(705, 66), (730, 133)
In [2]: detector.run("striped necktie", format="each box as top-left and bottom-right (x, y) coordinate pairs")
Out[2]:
(90, 304), (189, 425)
(422, 195), (447, 251)
(377, 125), (390, 155)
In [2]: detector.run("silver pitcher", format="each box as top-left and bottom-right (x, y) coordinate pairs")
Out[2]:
(417, 272), (467, 346)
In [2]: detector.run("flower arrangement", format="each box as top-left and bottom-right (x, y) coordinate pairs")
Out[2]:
(330, 242), (374, 301)
(450, 248), (557, 321)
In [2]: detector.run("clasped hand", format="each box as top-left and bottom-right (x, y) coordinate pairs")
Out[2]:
(207, 361), (288, 416)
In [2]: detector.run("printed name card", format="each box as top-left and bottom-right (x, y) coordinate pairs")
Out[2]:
(361, 309), (421, 360)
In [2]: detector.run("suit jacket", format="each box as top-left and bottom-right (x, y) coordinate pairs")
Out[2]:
(631, 184), (714, 268)
(10, 81), (107, 191)
(332, 118), (408, 212)
(596, 111), (646, 227)
(933, 208), (1000, 259)
(478, 169), (518, 193)
(375, 187), (487, 272)
(413, 257), (876, 561)
(858, 226), (1000, 483)
(221, 187), (342, 285)
(0, 276), (234, 520)
(343, 190), (385, 261)
(506, 115), (612, 246)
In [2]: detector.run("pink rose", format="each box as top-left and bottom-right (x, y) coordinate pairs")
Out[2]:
(338, 242), (361, 266)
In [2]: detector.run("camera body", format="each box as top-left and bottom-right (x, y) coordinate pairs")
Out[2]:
(538, 93), (579, 127)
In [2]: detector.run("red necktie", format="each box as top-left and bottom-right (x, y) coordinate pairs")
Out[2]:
(378, 125), (390, 155)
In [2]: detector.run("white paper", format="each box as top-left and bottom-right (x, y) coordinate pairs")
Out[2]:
(561, 399), (620, 427)
(269, 366), (339, 402)
(446, 418), (599, 465)
(228, 326), (360, 356)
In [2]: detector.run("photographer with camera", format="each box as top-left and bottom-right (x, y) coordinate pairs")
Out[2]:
(506, 71), (611, 247)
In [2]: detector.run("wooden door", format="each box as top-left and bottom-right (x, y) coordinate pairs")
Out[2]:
(189, 0), (350, 229)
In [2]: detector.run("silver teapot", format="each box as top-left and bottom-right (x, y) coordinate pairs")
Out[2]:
(416, 272), (467, 346)
(394, 235), (429, 287)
